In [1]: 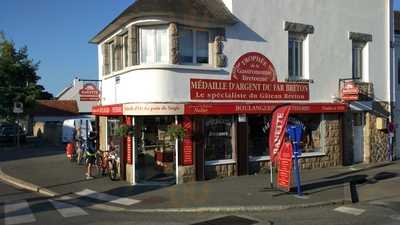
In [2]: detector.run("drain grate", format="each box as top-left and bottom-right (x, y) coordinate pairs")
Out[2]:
(191, 215), (258, 225)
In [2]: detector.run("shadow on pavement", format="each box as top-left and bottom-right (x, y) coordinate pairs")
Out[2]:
(324, 162), (396, 179)
(0, 145), (64, 162)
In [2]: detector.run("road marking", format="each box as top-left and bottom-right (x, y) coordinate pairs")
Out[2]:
(49, 196), (88, 218)
(75, 189), (141, 206)
(4, 201), (36, 225)
(334, 206), (365, 216)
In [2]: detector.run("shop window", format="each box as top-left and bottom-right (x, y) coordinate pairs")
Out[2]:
(179, 28), (209, 64)
(352, 41), (365, 80)
(204, 116), (233, 161)
(288, 32), (306, 80)
(288, 114), (324, 153)
(139, 26), (169, 64)
(248, 116), (270, 158)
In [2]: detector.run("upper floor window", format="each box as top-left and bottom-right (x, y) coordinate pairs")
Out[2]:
(288, 32), (306, 80)
(349, 32), (372, 81)
(179, 28), (209, 64)
(140, 26), (169, 64)
(352, 41), (365, 80)
(109, 41), (116, 72)
(122, 34), (129, 68)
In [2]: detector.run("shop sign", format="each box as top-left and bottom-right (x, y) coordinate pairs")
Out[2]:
(182, 116), (193, 166)
(277, 142), (293, 191)
(341, 81), (360, 101)
(126, 116), (132, 165)
(79, 83), (100, 101)
(92, 104), (123, 116)
(190, 52), (309, 101)
(123, 103), (184, 116)
(184, 103), (347, 115)
(268, 105), (291, 163)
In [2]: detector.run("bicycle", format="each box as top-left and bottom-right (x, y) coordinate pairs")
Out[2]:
(96, 150), (119, 181)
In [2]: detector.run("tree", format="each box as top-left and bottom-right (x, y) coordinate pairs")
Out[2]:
(0, 33), (53, 122)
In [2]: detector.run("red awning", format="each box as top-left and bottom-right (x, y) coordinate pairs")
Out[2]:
(92, 102), (347, 116)
(184, 103), (347, 115)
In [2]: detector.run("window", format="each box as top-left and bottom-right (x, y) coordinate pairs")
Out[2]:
(352, 41), (365, 80)
(287, 115), (324, 153)
(179, 28), (209, 64)
(123, 34), (129, 68)
(140, 26), (168, 64)
(398, 58), (400, 84)
(248, 116), (270, 158)
(204, 116), (233, 161)
(288, 32), (305, 80)
(109, 41), (116, 72)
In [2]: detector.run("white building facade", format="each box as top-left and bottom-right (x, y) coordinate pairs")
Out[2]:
(91, 0), (395, 184)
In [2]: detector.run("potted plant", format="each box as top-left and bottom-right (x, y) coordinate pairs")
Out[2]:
(115, 124), (135, 137)
(166, 124), (185, 141)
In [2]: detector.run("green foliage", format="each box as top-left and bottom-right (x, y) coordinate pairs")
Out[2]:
(0, 33), (53, 121)
(166, 124), (185, 140)
(115, 124), (135, 137)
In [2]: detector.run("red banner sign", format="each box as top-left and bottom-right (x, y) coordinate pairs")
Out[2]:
(232, 52), (277, 82)
(182, 116), (193, 166)
(269, 105), (291, 163)
(190, 79), (309, 101)
(190, 52), (309, 101)
(126, 116), (132, 165)
(92, 104), (123, 116)
(277, 142), (293, 191)
(341, 81), (360, 101)
(80, 83), (100, 101)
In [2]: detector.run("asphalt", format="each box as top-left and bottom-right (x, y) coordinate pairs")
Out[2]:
(1, 146), (400, 213)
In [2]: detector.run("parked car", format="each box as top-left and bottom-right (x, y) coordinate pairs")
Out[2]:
(0, 123), (26, 143)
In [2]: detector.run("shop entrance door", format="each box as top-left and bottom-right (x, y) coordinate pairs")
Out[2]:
(136, 116), (176, 184)
(352, 113), (364, 164)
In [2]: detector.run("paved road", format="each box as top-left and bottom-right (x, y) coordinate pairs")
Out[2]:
(1, 179), (400, 225)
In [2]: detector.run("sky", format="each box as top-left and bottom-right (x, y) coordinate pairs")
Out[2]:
(1, 0), (400, 96)
(0, 0), (133, 96)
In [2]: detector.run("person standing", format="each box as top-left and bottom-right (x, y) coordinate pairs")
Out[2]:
(85, 132), (97, 179)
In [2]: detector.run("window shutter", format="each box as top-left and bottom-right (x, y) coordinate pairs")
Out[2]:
(212, 29), (226, 67)
(116, 36), (123, 71)
(102, 44), (109, 75)
(128, 25), (138, 66)
(169, 23), (179, 64)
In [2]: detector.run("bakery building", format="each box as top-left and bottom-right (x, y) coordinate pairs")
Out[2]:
(90, 0), (395, 184)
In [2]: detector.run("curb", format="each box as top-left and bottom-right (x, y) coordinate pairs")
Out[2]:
(0, 168), (57, 197)
(126, 200), (348, 213)
(0, 167), (348, 213)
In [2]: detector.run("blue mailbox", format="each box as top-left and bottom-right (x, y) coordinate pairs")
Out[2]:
(287, 124), (304, 196)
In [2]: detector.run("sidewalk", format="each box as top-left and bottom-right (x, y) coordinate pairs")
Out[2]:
(1, 146), (399, 212)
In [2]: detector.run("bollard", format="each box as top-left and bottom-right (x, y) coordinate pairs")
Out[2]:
(349, 181), (359, 203)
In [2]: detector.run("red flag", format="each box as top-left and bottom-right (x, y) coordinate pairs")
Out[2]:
(268, 105), (291, 164)
(277, 141), (293, 191)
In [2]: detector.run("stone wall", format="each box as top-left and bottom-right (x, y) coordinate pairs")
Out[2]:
(178, 165), (196, 183)
(205, 163), (236, 180)
(368, 101), (390, 162)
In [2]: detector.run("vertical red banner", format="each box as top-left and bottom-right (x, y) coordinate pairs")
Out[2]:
(182, 116), (193, 166)
(277, 142), (293, 191)
(268, 105), (291, 163)
(126, 116), (132, 165)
